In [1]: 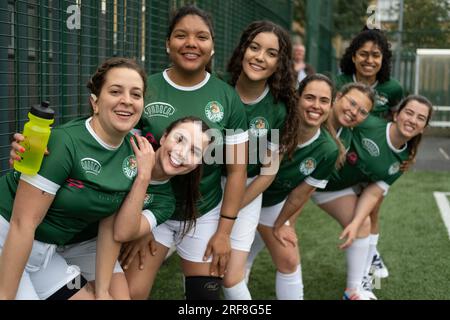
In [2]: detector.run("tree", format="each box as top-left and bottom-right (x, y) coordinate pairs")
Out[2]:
(333, 0), (371, 35)
(399, 0), (450, 49)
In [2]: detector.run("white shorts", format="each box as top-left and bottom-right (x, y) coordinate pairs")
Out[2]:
(0, 215), (122, 300)
(57, 238), (123, 282)
(310, 187), (358, 205)
(153, 201), (222, 263)
(221, 176), (262, 252)
(258, 200), (287, 227)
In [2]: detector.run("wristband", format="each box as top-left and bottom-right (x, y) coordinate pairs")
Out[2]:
(220, 214), (237, 220)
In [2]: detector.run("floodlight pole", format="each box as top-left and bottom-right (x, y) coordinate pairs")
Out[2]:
(395, 0), (404, 79)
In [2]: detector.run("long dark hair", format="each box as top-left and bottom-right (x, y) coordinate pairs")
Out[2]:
(298, 74), (346, 168)
(340, 29), (392, 83)
(395, 95), (433, 162)
(227, 21), (300, 157)
(163, 116), (212, 236)
(166, 5), (215, 73)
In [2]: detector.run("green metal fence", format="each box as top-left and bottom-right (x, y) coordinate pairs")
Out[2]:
(305, 0), (336, 77)
(0, 0), (293, 176)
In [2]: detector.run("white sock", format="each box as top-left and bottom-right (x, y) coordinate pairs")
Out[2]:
(245, 230), (265, 282)
(275, 264), (304, 300)
(364, 234), (379, 275)
(223, 279), (252, 300)
(346, 236), (370, 290)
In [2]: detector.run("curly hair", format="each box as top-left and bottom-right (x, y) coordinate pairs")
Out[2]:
(340, 29), (392, 83)
(226, 21), (300, 157)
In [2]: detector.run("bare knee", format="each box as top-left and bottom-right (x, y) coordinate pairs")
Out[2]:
(223, 272), (244, 288)
(276, 253), (300, 274)
(128, 281), (151, 300)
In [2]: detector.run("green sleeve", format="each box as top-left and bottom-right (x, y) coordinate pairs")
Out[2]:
(143, 184), (176, 226)
(36, 128), (75, 186)
(310, 147), (339, 182)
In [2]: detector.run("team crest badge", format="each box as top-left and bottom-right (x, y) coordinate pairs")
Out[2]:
(143, 193), (154, 206)
(299, 157), (316, 175)
(249, 117), (269, 137)
(122, 155), (138, 179)
(205, 101), (224, 122)
(388, 162), (400, 175)
(81, 158), (102, 175)
(362, 138), (380, 157)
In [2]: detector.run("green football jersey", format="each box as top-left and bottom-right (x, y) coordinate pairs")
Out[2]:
(325, 115), (409, 192)
(243, 87), (287, 177)
(0, 117), (137, 246)
(67, 179), (176, 244)
(335, 74), (404, 119)
(324, 126), (353, 186)
(138, 71), (248, 218)
(262, 128), (339, 207)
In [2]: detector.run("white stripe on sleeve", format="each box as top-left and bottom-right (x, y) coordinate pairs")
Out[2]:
(305, 176), (328, 189)
(141, 209), (158, 231)
(20, 174), (60, 195)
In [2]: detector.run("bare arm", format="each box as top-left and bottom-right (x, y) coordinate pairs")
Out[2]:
(351, 183), (385, 229)
(204, 142), (248, 277)
(95, 214), (120, 300)
(113, 135), (154, 242)
(240, 150), (281, 209)
(339, 183), (385, 249)
(0, 181), (53, 299)
(273, 182), (317, 229)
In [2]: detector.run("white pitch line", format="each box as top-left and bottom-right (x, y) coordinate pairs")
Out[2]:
(439, 148), (450, 160)
(434, 192), (450, 240)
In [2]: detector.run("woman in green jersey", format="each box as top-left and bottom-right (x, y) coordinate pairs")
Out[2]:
(336, 27), (405, 281)
(0, 57), (153, 300)
(118, 5), (248, 300)
(245, 74), (346, 299)
(220, 20), (300, 299)
(311, 95), (433, 300)
(336, 28), (403, 119)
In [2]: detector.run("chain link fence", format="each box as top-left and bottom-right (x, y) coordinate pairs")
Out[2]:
(0, 0), (292, 175)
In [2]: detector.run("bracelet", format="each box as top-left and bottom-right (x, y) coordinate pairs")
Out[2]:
(220, 214), (237, 220)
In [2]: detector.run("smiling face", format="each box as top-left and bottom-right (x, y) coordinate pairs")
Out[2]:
(241, 32), (280, 83)
(298, 80), (332, 128)
(166, 14), (214, 75)
(91, 67), (144, 142)
(394, 100), (430, 140)
(352, 41), (382, 83)
(157, 121), (210, 177)
(333, 89), (372, 128)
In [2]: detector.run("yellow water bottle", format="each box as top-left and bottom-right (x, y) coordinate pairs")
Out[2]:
(14, 101), (55, 175)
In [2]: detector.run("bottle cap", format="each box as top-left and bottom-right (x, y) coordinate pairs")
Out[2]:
(30, 101), (55, 120)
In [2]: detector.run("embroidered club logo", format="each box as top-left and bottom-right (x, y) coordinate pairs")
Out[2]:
(249, 117), (269, 137)
(205, 101), (224, 122)
(299, 157), (316, 176)
(81, 158), (102, 175)
(362, 138), (380, 157)
(388, 162), (400, 175)
(144, 102), (176, 118)
(375, 93), (389, 108)
(122, 155), (138, 179)
(143, 193), (154, 206)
